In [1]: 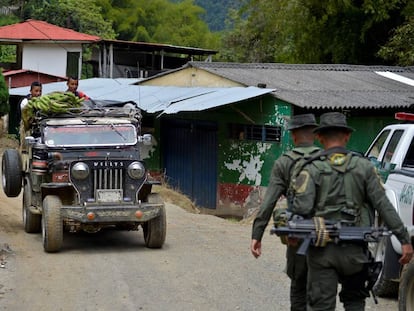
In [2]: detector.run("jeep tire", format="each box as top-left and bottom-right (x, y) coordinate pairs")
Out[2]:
(143, 193), (166, 248)
(23, 181), (41, 233)
(42, 195), (63, 253)
(1, 149), (22, 197)
(399, 259), (414, 311)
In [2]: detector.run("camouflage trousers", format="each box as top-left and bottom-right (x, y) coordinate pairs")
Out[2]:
(286, 245), (307, 311)
(306, 243), (370, 311)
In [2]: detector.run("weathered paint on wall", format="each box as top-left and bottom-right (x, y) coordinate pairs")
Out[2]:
(214, 98), (292, 212)
(218, 98), (292, 185)
(144, 94), (292, 212)
(223, 142), (271, 186)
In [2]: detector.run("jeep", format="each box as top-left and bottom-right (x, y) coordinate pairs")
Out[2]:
(1, 100), (166, 252)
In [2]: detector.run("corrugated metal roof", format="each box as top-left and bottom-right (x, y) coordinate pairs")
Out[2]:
(182, 62), (414, 109)
(9, 78), (274, 115)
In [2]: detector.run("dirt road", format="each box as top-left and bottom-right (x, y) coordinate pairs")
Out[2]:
(0, 189), (397, 310)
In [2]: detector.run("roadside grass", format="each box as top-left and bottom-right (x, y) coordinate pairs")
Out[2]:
(152, 184), (200, 214)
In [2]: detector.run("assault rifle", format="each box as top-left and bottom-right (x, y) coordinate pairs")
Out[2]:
(270, 217), (390, 256)
(270, 216), (388, 304)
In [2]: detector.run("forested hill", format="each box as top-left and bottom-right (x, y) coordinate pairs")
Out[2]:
(172, 0), (241, 32)
(195, 0), (241, 31)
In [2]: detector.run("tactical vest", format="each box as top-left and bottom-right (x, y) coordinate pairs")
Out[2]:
(289, 149), (374, 227)
(285, 146), (320, 209)
(284, 145), (320, 172)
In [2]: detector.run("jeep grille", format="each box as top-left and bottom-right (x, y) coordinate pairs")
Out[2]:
(70, 159), (146, 204)
(94, 167), (123, 190)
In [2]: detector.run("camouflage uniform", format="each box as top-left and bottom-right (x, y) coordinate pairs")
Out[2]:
(291, 113), (410, 311)
(252, 113), (320, 311)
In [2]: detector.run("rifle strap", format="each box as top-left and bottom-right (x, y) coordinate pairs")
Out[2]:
(313, 217), (331, 247)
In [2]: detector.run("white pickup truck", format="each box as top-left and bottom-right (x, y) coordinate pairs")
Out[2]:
(365, 112), (414, 310)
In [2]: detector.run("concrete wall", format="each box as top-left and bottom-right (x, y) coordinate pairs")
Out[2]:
(22, 43), (82, 78)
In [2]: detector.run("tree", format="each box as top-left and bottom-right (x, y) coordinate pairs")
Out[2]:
(222, 0), (409, 64)
(377, 1), (414, 66)
(0, 69), (9, 116)
(378, 17), (414, 66)
(25, 0), (116, 39)
(96, 0), (220, 49)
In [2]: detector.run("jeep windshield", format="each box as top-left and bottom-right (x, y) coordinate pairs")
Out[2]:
(43, 124), (137, 147)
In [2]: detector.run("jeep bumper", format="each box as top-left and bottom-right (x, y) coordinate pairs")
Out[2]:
(61, 202), (164, 223)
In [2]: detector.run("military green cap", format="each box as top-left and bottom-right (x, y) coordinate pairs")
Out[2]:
(287, 113), (318, 130)
(313, 112), (355, 133)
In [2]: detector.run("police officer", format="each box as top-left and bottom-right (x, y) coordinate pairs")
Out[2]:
(251, 114), (320, 311)
(291, 112), (413, 311)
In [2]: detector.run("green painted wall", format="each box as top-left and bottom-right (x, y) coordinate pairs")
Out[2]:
(215, 97), (291, 186)
(145, 95), (292, 187)
(346, 116), (395, 153)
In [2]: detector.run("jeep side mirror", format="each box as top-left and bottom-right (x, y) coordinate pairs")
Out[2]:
(138, 134), (152, 145)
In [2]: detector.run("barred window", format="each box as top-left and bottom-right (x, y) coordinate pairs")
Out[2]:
(228, 124), (281, 142)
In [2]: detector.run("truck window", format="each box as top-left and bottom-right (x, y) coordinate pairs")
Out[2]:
(402, 137), (414, 168)
(367, 130), (390, 159)
(383, 130), (404, 165)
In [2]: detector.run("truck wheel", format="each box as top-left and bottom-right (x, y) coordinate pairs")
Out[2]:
(399, 259), (414, 311)
(1, 149), (22, 197)
(22, 182), (41, 233)
(143, 193), (166, 248)
(42, 195), (63, 253)
(372, 236), (399, 297)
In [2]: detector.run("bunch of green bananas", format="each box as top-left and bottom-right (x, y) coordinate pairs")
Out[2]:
(27, 91), (85, 114)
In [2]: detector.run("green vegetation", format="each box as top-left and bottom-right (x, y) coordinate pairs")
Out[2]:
(0, 0), (413, 65)
(220, 0), (414, 65)
(0, 69), (9, 116)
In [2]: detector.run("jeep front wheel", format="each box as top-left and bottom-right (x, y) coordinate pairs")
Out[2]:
(143, 193), (166, 248)
(22, 182), (41, 233)
(42, 195), (63, 253)
(399, 259), (414, 311)
(1, 149), (22, 197)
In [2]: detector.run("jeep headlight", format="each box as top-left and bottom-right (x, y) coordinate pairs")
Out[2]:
(71, 162), (89, 180)
(128, 161), (145, 179)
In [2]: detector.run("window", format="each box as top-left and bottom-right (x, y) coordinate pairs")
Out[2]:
(403, 137), (414, 168)
(366, 130), (390, 159)
(66, 52), (80, 78)
(383, 130), (403, 164)
(228, 123), (281, 142)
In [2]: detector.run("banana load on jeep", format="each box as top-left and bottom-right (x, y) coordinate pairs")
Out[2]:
(21, 91), (85, 130)
(2, 95), (166, 253)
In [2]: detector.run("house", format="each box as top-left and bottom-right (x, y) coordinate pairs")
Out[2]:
(92, 39), (217, 79)
(0, 19), (218, 86)
(0, 19), (100, 81)
(140, 62), (414, 150)
(135, 62), (414, 216)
